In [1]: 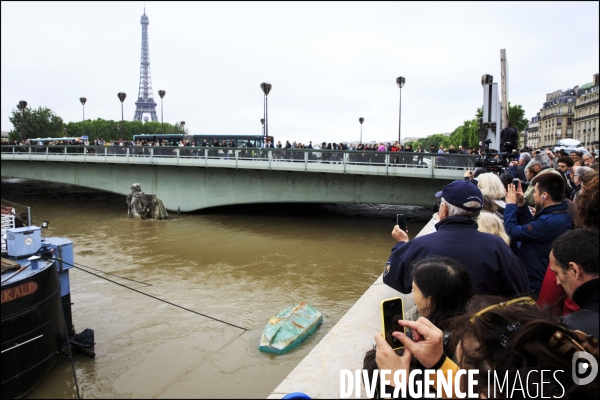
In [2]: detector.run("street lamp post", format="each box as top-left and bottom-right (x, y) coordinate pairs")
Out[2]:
(158, 90), (166, 134)
(261, 118), (265, 138)
(17, 100), (27, 142)
(359, 117), (364, 144)
(181, 121), (185, 134)
(80, 97), (87, 137)
(396, 77), (405, 144)
(260, 83), (272, 141)
(118, 92), (126, 141)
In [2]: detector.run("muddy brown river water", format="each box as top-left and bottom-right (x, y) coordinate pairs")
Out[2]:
(2, 177), (431, 399)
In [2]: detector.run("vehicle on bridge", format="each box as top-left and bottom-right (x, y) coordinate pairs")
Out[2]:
(32, 137), (83, 144)
(132, 134), (184, 146)
(132, 134), (275, 148)
(186, 134), (274, 148)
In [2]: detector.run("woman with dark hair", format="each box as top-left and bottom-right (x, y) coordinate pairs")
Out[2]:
(408, 256), (474, 334)
(364, 257), (474, 398)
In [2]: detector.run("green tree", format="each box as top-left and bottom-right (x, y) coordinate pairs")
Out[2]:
(8, 106), (64, 141)
(508, 103), (528, 134)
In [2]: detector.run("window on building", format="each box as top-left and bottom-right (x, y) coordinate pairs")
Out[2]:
(557, 118), (562, 126)
(559, 107), (562, 115)
(567, 118), (572, 125)
(568, 107), (572, 114)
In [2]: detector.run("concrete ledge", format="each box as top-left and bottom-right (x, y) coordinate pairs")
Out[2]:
(267, 216), (438, 399)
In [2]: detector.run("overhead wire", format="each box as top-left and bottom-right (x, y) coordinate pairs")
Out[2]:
(45, 256), (248, 331)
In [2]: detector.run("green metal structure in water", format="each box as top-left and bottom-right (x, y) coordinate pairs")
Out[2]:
(259, 302), (323, 355)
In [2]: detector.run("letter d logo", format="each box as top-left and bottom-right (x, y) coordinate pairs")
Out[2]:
(572, 351), (598, 386)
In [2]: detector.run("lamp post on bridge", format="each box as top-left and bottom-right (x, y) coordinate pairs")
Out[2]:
(261, 118), (265, 139)
(359, 117), (364, 144)
(80, 97), (87, 137)
(117, 92), (126, 141)
(396, 76), (405, 144)
(181, 121), (185, 134)
(158, 90), (166, 134)
(260, 83), (272, 142)
(17, 100), (27, 142)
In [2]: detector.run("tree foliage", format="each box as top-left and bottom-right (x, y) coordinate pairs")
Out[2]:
(63, 119), (185, 141)
(408, 104), (528, 151)
(8, 106), (64, 141)
(508, 103), (529, 134)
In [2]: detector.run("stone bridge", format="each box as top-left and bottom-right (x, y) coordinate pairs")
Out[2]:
(1, 145), (477, 212)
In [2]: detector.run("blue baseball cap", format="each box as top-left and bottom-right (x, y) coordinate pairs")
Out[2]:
(435, 180), (483, 211)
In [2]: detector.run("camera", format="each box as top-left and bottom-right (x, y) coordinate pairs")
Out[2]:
(474, 139), (509, 175)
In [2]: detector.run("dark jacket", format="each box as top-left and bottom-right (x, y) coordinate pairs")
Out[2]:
(500, 127), (518, 147)
(503, 201), (572, 292)
(515, 165), (527, 182)
(562, 278), (599, 339)
(383, 216), (530, 297)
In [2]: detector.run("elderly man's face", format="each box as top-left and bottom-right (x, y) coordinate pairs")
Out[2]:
(582, 154), (593, 165)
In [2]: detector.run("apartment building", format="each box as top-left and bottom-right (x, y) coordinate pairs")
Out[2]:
(574, 73), (599, 152)
(538, 88), (577, 149)
(524, 113), (540, 149)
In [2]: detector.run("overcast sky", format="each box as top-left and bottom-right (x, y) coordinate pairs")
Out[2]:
(2, 1), (599, 144)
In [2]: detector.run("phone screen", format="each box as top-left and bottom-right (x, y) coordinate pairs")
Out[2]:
(512, 178), (520, 187)
(382, 298), (404, 350)
(396, 214), (407, 232)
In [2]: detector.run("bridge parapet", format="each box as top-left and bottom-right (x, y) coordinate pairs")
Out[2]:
(2, 146), (477, 211)
(1, 145), (477, 180)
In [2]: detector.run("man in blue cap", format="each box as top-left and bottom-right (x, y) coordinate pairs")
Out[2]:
(383, 180), (530, 297)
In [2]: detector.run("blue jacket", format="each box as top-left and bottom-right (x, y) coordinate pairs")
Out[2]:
(503, 201), (572, 292)
(383, 216), (530, 297)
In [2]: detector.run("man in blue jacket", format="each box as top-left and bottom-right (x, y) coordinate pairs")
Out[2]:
(504, 173), (572, 297)
(383, 180), (530, 297)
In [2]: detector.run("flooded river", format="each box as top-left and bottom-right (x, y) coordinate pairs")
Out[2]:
(2, 178), (432, 399)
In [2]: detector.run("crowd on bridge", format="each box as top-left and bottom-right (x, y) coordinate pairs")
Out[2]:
(364, 146), (599, 398)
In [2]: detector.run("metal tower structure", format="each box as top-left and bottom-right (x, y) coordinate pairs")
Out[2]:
(133, 8), (158, 122)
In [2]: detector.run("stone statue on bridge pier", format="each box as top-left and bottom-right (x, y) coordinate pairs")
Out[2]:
(126, 183), (169, 220)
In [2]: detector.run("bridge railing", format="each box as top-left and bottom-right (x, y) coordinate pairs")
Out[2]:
(1, 145), (480, 170)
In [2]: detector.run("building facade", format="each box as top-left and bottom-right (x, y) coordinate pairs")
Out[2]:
(538, 88), (577, 149)
(524, 113), (540, 149)
(574, 73), (599, 153)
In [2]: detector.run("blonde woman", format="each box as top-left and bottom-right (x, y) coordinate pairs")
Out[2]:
(476, 211), (510, 246)
(477, 172), (505, 200)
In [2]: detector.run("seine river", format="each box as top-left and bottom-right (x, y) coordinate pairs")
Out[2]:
(2, 178), (431, 399)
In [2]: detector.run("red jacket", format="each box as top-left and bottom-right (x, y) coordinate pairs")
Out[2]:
(537, 263), (580, 316)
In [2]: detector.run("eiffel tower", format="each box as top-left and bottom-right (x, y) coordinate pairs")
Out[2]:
(133, 8), (158, 122)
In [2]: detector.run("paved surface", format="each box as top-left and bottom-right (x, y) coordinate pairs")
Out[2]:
(267, 216), (437, 399)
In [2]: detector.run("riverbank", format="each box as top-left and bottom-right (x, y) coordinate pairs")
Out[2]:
(267, 216), (437, 398)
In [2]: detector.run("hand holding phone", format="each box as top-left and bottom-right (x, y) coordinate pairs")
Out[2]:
(396, 214), (407, 232)
(380, 297), (405, 350)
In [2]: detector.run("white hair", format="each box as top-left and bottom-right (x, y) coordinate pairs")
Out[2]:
(532, 153), (551, 169)
(477, 173), (506, 200)
(476, 212), (510, 246)
(441, 197), (481, 219)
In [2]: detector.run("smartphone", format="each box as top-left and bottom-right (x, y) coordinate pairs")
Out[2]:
(380, 297), (405, 350)
(396, 214), (407, 232)
(512, 178), (520, 188)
